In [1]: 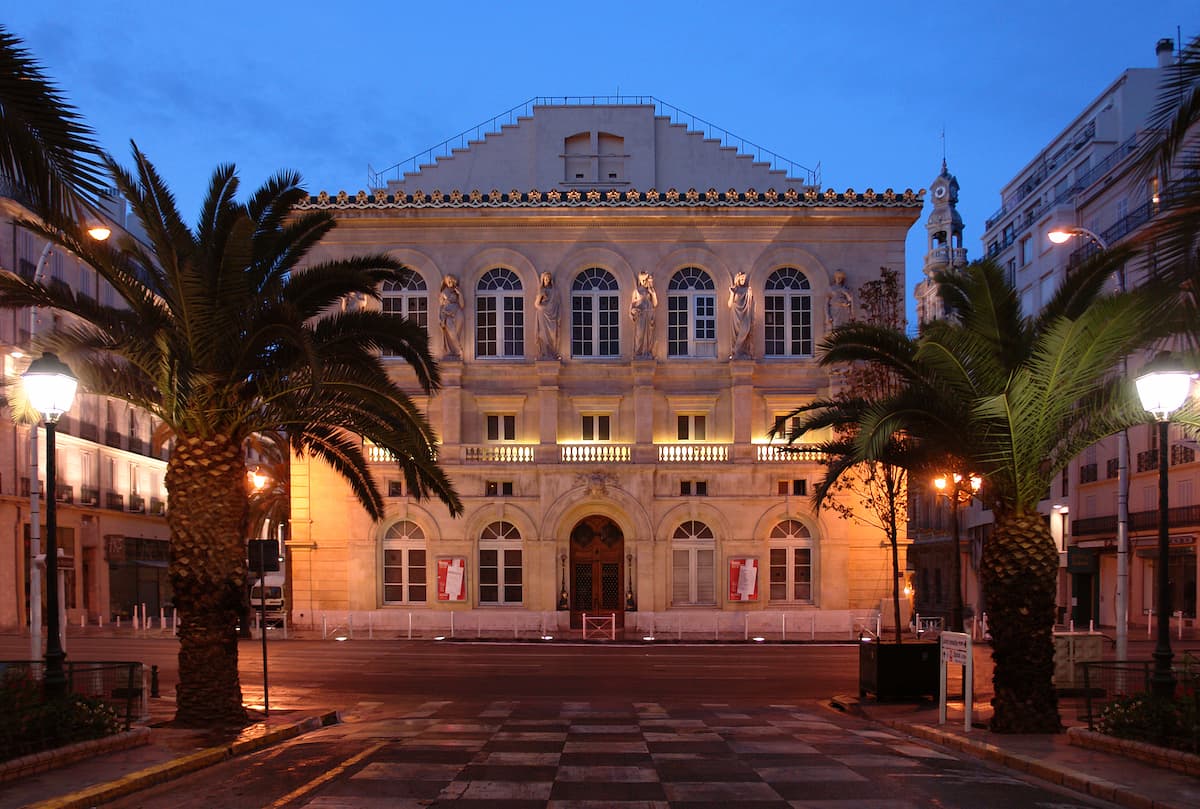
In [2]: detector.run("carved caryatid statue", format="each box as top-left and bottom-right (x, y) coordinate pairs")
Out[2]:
(630, 271), (658, 358)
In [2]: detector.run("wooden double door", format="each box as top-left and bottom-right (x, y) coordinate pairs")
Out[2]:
(569, 516), (624, 629)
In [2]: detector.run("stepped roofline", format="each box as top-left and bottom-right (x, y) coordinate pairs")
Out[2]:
(367, 96), (822, 190)
(301, 186), (923, 210)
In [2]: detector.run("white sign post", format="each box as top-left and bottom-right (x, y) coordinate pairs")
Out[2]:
(939, 631), (972, 732)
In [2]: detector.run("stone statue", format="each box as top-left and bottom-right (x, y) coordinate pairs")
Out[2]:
(826, 270), (854, 329)
(439, 274), (465, 358)
(728, 271), (753, 359)
(534, 271), (561, 360)
(630, 271), (658, 358)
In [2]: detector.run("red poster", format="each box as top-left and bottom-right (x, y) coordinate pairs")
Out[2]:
(728, 557), (759, 602)
(437, 557), (466, 601)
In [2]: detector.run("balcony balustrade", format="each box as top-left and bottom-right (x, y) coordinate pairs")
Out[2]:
(658, 444), (730, 463)
(755, 443), (825, 462)
(560, 444), (632, 463)
(1072, 503), (1200, 536)
(463, 445), (535, 463)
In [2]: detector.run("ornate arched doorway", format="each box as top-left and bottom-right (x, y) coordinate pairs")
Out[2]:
(569, 515), (624, 629)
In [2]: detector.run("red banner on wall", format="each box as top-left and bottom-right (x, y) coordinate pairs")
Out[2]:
(438, 557), (466, 601)
(728, 557), (759, 602)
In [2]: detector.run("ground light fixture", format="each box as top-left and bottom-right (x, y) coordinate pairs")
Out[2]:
(1135, 351), (1193, 699)
(22, 352), (78, 698)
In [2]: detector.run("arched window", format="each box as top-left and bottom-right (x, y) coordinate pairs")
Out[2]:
(667, 267), (716, 357)
(764, 268), (813, 357)
(479, 521), (522, 605)
(476, 269), (524, 358)
(383, 520), (426, 604)
(381, 269), (428, 357)
(768, 519), (813, 603)
(671, 520), (715, 605)
(571, 268), (620, 357)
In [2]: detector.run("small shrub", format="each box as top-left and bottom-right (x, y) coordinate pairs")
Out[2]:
(1096, 690), (1200, 754)
(0, 668), (122, 762)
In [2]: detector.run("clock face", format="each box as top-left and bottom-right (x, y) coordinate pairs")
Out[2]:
(934, 186), (947, 199)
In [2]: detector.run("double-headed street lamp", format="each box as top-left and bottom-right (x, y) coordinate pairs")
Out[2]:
(1134, 351), (1192, 699)
(933, 472), (981, 633)
(22, 352), (78, 699)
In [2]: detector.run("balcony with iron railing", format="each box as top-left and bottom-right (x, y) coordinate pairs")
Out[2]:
(1072, 503), (1200, 536)
(104, 491), (124, 511)
(128, 493), (145, 513)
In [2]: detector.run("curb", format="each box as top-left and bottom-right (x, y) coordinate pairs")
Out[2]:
(880, 719), (1193, 809)
(0, 728), (151, 784)
(25, 710), (340, 809)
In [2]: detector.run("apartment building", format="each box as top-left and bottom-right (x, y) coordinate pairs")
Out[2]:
(0, 190), (171, 628)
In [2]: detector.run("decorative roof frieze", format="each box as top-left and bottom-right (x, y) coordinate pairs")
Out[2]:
(299, 186), (923, 211)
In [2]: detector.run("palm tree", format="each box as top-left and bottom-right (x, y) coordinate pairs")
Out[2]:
(0, 26), (107, 223)
(820, 256), (1168, 732)
(0, 144), (463, 726)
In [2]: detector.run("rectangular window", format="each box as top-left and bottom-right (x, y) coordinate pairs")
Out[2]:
(667, 296), (688, 356)
(485, 480), (514, 497)
(486, 414), (516, 442)
(679, 480), (707, 496)
(680, 481), (692, 496)
(503, 296), (524, 356)
(383, 548), (426, 604)
(677, 415), (706, 441)
(1019, 236), (1032, 267)
(387, 480), (404, 497)
(582, 415), (610, 441)
(776, 479), (806, 496)
(479, 548), (523, 605)
(672, 547), (715, 605)
(695, 480), (708, 496)
(477, 297), (498, 356)
(769, 547), (812, 602)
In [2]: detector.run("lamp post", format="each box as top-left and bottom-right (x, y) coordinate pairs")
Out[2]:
(22, 352), (78, 699)
(934, 472), (981, 633)
(1135, 351), (1192, 699)
(1049, 225), (1134, 665)
(26, 226), (109, 661)
(248, 469), (271, 716)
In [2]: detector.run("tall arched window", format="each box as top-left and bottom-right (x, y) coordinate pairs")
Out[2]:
(571, 268), (620, 357)
(383, 520), (427, 604)
(671, 520), (715, 605)
(768, 519), (813, 603)
(381, 269), (428, 357)
(764, 268), (813, 357)
(479, 521), (522, 605)
(667, 267), (716, 357)
(476, 269), (524, 358)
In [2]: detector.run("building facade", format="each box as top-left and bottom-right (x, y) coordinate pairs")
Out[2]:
(0, 192), (171, 629)
(287, 100), (923, 637)
(940, 39), (1196, 633)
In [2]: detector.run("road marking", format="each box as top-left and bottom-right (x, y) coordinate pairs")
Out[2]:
(263, 740), (387, 809)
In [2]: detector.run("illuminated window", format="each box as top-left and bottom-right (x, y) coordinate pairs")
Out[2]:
(764, 268), (812, 356)
(383, 520), (426, 604)
(667, 267), (716, 357)
(476, 268), (524, 358)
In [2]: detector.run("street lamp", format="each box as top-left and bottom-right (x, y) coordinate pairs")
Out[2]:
(1047, 226), (1109, 249)
(22, 352), (78, 698)
(1050, 224), (1137, 665)
(933, 472), (981, 633)
(1135, 352), (1192, 699)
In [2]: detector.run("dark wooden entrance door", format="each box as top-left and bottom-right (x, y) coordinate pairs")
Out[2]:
(570, 516), (624, 629)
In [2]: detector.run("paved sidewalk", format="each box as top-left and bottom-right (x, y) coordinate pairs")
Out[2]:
(0, 698), (338, 809)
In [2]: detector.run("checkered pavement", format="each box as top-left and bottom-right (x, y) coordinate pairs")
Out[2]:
(295, 699), (1077, 809)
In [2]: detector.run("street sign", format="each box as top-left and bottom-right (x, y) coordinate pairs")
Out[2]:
(248, 539), (280, 572)
(939, 631), (973, 732)
(941, 631), (970, 665)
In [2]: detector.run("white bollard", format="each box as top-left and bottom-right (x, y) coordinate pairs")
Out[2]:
(744, 614), (749, 641)
(450, 610), (455, 638)
(368, 611), (373, 640)
(348, 613), (354, 640)
(116, 615), (121, 629)
(811, 613), (816, 640)
(1089, 619), (1095, 633)
(161, 607), (166, 630)
(408, 612), (412, 640)
(80, 614), (85, 629)
(322, 614), (327, 640)
(782, 613), (787, 641)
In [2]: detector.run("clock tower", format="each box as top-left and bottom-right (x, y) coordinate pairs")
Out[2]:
(915, 160), (967, 327)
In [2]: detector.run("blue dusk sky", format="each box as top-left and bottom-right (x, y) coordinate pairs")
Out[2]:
(6, 2), (1196, 323)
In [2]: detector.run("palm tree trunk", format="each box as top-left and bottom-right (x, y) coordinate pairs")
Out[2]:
(980, 510), (1062, 733)
(166, 434), (250, 727)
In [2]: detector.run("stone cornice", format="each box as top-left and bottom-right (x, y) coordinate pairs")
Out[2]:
(299, 186), (924, 211)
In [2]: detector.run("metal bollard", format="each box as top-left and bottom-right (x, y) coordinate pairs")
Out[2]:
(150, 664), (160, 698)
